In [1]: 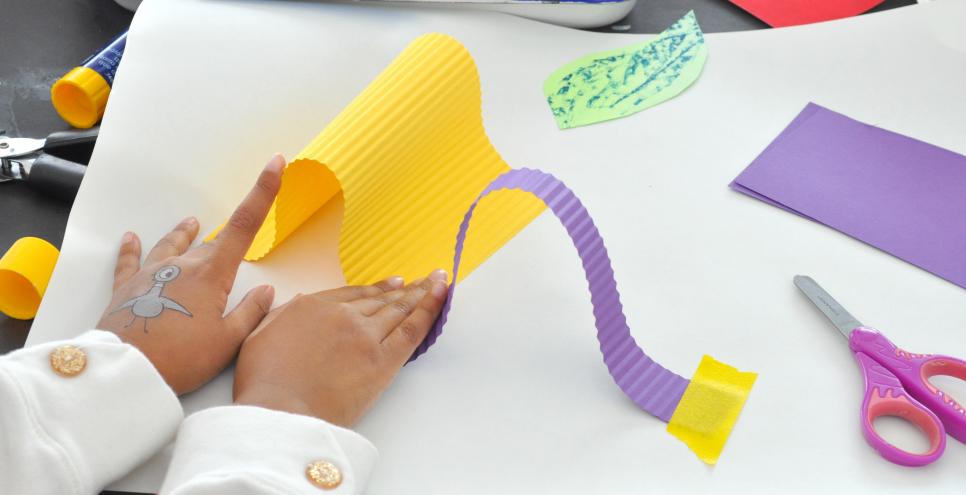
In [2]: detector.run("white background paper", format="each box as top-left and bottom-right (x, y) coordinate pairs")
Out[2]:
(29, 0), (966, 492)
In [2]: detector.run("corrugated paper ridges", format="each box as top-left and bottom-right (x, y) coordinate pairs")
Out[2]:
(243, 33), (546, 284)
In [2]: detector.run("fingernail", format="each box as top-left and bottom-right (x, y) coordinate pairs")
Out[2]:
(121, 231), (134, 244)
(180, 216), (198, 228)
(386, 276), (404, 289)
(431, 280), (448, 299)
(262, 284), (276, 301)
(266, 154), (286, 174)
(428, 269), (448, 282)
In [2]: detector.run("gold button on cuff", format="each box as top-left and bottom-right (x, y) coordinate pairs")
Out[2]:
(49, 345), (87, 377)
(306, 460), (342, 489)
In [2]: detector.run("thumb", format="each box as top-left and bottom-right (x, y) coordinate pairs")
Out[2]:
(226, 285), (275, 341)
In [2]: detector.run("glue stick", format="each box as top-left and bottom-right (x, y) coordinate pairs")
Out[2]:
(51, 30), (127, 129)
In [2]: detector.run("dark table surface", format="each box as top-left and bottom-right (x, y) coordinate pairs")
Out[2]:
(0, 0), (914, 493)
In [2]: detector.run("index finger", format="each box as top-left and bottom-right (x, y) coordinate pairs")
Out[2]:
(210, 154), (285, 265)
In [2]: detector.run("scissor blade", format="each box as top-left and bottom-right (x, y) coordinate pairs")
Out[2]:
(793, 275), (864, 340)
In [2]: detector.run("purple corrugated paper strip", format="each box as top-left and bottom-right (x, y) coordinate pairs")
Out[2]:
(410, 168), (689, 422)
(730, 103), (966, 289)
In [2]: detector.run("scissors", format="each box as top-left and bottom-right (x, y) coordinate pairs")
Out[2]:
(794, 275), (966, 466)
(0, 127), (98, 201)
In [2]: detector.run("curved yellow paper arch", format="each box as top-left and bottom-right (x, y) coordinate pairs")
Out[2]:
(218, 33), (545, 284)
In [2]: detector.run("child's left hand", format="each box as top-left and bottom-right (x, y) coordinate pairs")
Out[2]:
(96, 155), (285, 395)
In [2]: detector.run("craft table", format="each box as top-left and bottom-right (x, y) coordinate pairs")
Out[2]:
(0, 0), (935, 494)
(0, 0), (916, 351)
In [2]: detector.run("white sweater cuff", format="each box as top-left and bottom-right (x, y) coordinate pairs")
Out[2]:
(162, 406), (378, 494)
(0, 330), (183, 493)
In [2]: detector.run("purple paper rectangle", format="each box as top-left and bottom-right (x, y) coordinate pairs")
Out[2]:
(731, 103), (966, 289)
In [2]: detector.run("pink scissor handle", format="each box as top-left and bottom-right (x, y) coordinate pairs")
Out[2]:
(852, 351), (945, 466)
(918, 356), (966, 442)
(850, 327), (966, 444)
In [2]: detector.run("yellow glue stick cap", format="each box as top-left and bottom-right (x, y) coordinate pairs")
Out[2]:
(51, 67), (110, 129)
(0, 237), (60, 320)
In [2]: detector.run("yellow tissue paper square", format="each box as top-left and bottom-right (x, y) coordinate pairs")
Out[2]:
(667, 355), (757, 465)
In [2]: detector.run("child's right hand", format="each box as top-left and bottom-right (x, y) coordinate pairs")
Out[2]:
(232, 271), (449, 427)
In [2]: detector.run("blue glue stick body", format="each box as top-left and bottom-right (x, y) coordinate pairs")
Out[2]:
(51, 30), (128, 128)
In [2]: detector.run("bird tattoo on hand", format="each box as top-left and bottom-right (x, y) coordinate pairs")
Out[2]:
(112, 265), (192, 332)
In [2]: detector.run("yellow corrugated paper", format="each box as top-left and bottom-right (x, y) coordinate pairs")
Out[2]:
(667, 355), (757, 465)
(217, 34), (545, 284)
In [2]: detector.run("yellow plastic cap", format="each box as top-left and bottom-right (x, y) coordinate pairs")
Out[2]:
(50, 66), (110, 129)
(0, 237), (60, 320)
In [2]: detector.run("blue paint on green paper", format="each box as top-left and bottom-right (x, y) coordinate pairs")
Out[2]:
(543, 11), (708, 129)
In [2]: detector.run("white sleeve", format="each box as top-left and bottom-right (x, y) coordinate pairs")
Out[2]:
(0, 329), (183, 495)
(161, 406), (378, 494)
